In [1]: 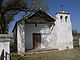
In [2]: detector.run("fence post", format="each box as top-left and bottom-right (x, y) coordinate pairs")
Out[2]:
(5, 52), (11, 60)
(79, 38), (80, 47)
(5, 52), (7, 60)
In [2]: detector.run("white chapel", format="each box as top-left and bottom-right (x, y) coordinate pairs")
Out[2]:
(12, 9), (73, 54)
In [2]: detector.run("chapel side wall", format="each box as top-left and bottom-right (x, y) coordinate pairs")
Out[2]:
(17, 21), (26, 55)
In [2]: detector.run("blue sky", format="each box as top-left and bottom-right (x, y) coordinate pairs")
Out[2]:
(9, 0), (80, 34)
(45, 0), (80, 32)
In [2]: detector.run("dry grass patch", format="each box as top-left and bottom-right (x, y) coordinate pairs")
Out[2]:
(11, 48), (80, 60)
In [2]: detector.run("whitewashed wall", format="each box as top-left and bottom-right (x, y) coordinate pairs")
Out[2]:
(25, 17), (57, 50)
(17, 21), (26, 55)
(0, 42), (10, 56)
(79, 38), (80, 47)
(17, 11), (73, 52)
(0, 34), (11, 60)
(25, 24), (57, 50)
(56, 12), (73, 50)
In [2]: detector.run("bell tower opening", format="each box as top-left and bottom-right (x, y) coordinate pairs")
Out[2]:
(65, 16), (68, 22)
(56, 11), (70, 22)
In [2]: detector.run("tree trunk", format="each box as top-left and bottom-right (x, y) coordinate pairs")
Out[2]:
(0, 12), (6, 34)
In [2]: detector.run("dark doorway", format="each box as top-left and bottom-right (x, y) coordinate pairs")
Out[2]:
(33, 33), (41, 49)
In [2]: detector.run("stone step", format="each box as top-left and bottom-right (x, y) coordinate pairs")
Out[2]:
(24, 48), (58, 55)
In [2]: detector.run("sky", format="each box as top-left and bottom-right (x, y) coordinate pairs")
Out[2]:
(9, 0), (80, 34)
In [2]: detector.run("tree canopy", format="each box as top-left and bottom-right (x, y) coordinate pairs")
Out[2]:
(0, 0), (48, 34)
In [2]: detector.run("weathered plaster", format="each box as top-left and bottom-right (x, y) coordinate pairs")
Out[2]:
(0, 34), (11, 60)
(16, 11), (73, 54)
(17, 21), (26, 55)
(56, 12), (73, 50)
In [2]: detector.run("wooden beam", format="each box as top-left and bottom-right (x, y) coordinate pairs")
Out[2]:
(25, 22), (55, 24)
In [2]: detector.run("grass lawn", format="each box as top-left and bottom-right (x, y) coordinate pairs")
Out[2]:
(11, 47), (80, 60)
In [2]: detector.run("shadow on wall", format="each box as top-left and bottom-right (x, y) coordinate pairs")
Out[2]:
(40, 24), (57, 48)
(41, 32), (57, 48)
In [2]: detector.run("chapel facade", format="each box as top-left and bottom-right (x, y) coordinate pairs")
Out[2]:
(12, 9), (73, 54)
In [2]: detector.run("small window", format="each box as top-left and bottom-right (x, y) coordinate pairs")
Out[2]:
(60, 16), (63, 20)
(65, 16), (68, 22)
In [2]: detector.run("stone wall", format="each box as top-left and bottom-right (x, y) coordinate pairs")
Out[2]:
(0, 34), (11, 60)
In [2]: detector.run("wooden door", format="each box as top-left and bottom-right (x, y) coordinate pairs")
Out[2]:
(33, 33), (41, 49)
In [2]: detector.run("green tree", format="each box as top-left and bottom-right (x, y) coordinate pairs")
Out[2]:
(72, 29), (78, 35)
(0, 0), (48, 34)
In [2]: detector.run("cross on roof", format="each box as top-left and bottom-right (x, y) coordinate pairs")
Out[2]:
(60, 5), (64, 11)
